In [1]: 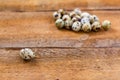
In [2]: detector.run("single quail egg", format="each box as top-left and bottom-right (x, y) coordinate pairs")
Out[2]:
(102, 20), (111, 31)
(74, 8), (82, 16)
(53, 12), (61, 20)
(55, 19), (64, 29)
(71, 17), (78, 23)
(92, 21), (101, 32)
(62, 15), (71, 21)
(75, 15), (81, 21)
(72, 21), (82, 32)
(81, 12), (91, 18)
(82, 23), (92, 32)
(69, 11), (76, 18)
(64, 20), (72, 30)
(20, 48), (35, 60)
(58, 9), (64, 15)
(81, 17), (90, 25)
(90, 15), (99, 24)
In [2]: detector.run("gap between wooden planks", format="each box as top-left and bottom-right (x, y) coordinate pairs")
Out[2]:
(0, 0), (119, 11)
(0, 48), (120, 80)
(0, 11), (119, 48)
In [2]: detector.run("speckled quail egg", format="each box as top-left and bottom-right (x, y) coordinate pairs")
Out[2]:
(69, 11), (76, 18)
(72, 21), (82, 32)
(53, 12), (61, 20)
(81, 12), (91, 18)
(90, 15), (99, 24)
(71, 15), (81, 23)
(81, 17), (90, 25)
(82, 23), (92, 32)
(74, 8), (82, 16)
(102, 20), (111, 31)
(20, 48), (35, 60)
(64, 20), (72, 30)
(58, 9), (64, 15)
(75, 15), (81, 21)
(55, 19), (64, 29)
(62, 15), (71, 21)
(72, 17), (78, 23)
(92, 21), (101, 32)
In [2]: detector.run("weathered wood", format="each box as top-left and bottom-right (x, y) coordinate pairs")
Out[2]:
(0, 11), (119, 48)
(0, 0), (119, 80)
(0, 48), (120, 80)
(0, 0), (119, 11)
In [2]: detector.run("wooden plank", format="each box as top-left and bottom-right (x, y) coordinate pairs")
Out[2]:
(0, 11), (119, 48)
(0, 0), (119, 11)
(0, 48), (120, 80)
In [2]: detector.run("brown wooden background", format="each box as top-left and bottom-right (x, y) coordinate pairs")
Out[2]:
(0, 0), (120, 80)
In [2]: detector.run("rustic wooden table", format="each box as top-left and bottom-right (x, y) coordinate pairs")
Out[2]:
(0, 0), (120, 80)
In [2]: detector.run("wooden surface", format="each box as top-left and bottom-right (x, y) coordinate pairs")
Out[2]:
(0, 0), (119, 11)
(0, 11), (119, 48)
(0, 0), (120, 80)
(0, 48), (120, 80)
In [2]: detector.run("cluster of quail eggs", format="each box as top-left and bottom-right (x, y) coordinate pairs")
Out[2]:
(53, 8), (111, 32)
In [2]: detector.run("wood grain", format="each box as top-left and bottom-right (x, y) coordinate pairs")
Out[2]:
(0, 0), (119, 80)
(0, 11), (119, 48)
(0, 48), (120, 80)
(0, 0), (119, 11)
